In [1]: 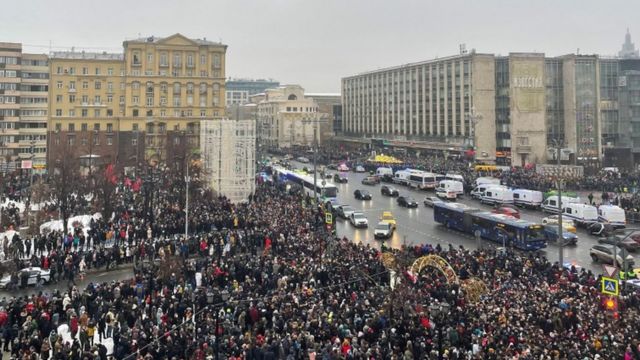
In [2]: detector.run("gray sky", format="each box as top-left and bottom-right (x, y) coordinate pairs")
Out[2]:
(1, 0), (638, 92)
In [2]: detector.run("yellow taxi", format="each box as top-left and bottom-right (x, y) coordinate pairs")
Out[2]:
(380, 211), (397, 230)
(542, 215), (577, 233)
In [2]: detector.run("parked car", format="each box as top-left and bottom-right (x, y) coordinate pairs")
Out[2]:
(374, 222), (394, 239)
(361, 176), (380, 185)
(297, 156), (310, 163)
(598, 235), (640, 252)
(381, 185), (399, 197)
(379, 211), (397, 229)
(354, 189), (372, 200)
(349, 212), (369, 228)
(397, 196), (418, 208)
(324, 173), (333, 179)
(543, 225), (578, 246)
(424, 196), (442, 207)
(327, 164), (338, 170)
(542, 215), (577, 233)
(590, 245), (635, 268)
(589, 222), (616, 237)
(0, 267), (51, 289)
(333, 174), (348, 183)
(491, 206), (520, 219)
(336, 205), (355, 219)
(354, 165), (366, 173)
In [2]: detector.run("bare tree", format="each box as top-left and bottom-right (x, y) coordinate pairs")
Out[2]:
(49, 149), (86, 235)
(94, 164), (118, 219)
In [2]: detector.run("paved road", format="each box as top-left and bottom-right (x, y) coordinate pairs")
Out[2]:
(0, 264), (134, 298)
(287, 161), (637, 274)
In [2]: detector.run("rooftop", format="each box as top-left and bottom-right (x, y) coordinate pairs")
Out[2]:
(50, 51), (123, 61)
(125, 34), (225, 47)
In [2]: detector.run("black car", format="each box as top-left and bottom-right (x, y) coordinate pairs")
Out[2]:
(354, 189), (372, 200)
(598, 234), (640, 252)
(397, 195), (418, 208)
(333, 174), (348, 183)
(381, 185), (399, 197)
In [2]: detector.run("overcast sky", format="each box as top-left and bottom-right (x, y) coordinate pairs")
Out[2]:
(1, 0), (638, 92)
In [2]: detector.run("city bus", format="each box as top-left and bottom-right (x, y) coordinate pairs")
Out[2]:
(433, 202), (547, 251)
(273, 166), (338, 204)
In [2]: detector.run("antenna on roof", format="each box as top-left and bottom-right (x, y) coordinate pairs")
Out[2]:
(459, 44), (467, 55)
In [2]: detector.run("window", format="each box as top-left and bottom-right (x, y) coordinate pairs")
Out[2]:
(82, 95), (88, 103)
(82, 67), (88, 75)
(173, 97), (181, 106)
(200, 54), (206, 65)
(200, 109), (206, 117)
(81, 137), (88, 146)
(94, 123), (100, 131)
(82, 81), (88, 89)
(106, 123), (113, 132)
(69, 81), (76, 90)
(173, 83), (181, 94)
(56, 81), (63, 89)
(132, 109), (139, 117)
(146, 97), (153, 106)
(187, 83), (194, 94)
(56, 95), (63, 103)
(119, 96), (125, 104)
(56, 67), (62, 74)
(120, 82), (125, 90)
(81, 123), (88, 131)
(95, 67), (100, 75)
(187, 54), (194, 67)
(213, 54), (221, 68)
(68, 123), (75, 132)
(55, 109), (62, 116)
(187, 96), (193, 105)
(69, 109), (75, 117)
(106, 109), (113, 117)
(69, 95), (75, 103)
(55, 123), (62, 131)
(107, 137), (113, 146)
(94, 109), (101, 117)
(160, 52), (168, 66)
(173, 52), (181, 66)
(107, 82), (113, 92)
(95, 81), (101, 90)
(68, 136), (75, 146)
(132, 52), (140, 65)
(133, 96), (139, 104)
(160, 96), (167, 105)
(146, 82), (154, 94)
(94, 95), (101, 104)
(93, 135), (99, 146)
(132, 82), (140, 90)
(107, 68), (113, 75)
(160, 83), (168, 93)
(132, 137), (138, 146)
(147, 52), (153, 63)
(82, 109), (88, 117)
(107, 95), (113, 103)
(213, 83), (220, 91)
(174, 109), (180, 117)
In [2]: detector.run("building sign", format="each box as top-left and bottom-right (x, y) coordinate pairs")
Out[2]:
(510, 60), (545, 113)
(21, 160), (32, 169)
(512, 76), (543, 88)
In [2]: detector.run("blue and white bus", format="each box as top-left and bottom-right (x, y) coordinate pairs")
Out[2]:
(433, 202), (547, 251)
(273, 166), (338, 204)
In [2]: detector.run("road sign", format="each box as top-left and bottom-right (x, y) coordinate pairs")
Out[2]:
(602, 276), (619, 296)
(325, 212), (332, 224)
(603, 264), (618, 278)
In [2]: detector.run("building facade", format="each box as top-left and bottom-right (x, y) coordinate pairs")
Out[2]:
(226, 78), (279, 95)
(256, 85), (323, 149)
(342, 37), (640, 168)
(306, 93), (341, 142)
(0, 42), (48, 172)
(200, 119), (255, 203)
(47, 34), (227, 171)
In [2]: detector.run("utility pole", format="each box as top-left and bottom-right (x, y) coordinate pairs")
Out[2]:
(554, 139), (564, 267)
(185, 155), (190, 239)
(313, 122), (318, 201)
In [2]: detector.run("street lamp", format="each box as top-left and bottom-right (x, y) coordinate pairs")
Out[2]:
(550, 138), (565, 267)
(185, 154), (190, 239)
(429, 302), (451, 360)
(466, 107), (482, 164)
(302, 115), (328, 202)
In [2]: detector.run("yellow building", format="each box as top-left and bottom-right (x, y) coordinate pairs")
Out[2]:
(47, 33), (227, 169)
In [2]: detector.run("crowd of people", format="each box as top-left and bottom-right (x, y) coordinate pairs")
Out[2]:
(0, 165), (638, 359)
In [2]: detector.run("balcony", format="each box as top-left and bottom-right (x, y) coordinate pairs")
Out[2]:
(516, 145), (532, 154)
(68, 87), (76, 93)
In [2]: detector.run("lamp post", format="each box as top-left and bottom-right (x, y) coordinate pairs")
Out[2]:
(185, 154), (190, 239)
(303, 115), (328, 202)
(551, 138), (564, 267)
(429, 302), (451, 360)
(466, 107), (482, 164)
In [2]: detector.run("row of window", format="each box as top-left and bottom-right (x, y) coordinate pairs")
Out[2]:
(53, 107), (219, 118)
(0, 57), (19, 65)
(54, 66), (222, 78)
(0, 83), (48, 92)
(55, 80), (222, 93)
(54, 93), (222, 107)
(131, 51), (221, 68)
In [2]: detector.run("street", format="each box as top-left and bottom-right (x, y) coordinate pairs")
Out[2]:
(288, 161), (636, 274)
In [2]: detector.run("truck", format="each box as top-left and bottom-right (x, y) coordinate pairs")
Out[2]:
(479, 187), (514, 205)
(562, 203), (598, 226)
(598, 205), (626, 229)
(513, 189), (543, 208)
(541, 195), (581, 213)
(471, 184), (507, 199)
(436, 180), (464, 200)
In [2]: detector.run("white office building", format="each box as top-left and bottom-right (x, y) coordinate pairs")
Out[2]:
(200, 119), (256, 203)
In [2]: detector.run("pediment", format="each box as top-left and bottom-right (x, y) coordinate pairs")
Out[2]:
(157, 33), (198, 46)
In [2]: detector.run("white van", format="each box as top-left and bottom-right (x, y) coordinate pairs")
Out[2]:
(376, 167), (394, 178)
(562, 203), (598, 226)
(480, 187), (514, 205)
(445, 173), (464, 182)
(471, 184), (507, 199)
(475, 177), (501, 187)
(598, 205), (626, 228)
(513, 189), (543, 208)
(541, 196), (581, 213)
(436, 180), (464, 200)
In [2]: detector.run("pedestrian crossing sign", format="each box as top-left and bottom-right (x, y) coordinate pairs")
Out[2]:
(325, 212), (332, 224)
(601, 276), (619, 296)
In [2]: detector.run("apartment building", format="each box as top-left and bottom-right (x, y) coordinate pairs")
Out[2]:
(0, 42), (48, 172)
(47, 33), (227, 171)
